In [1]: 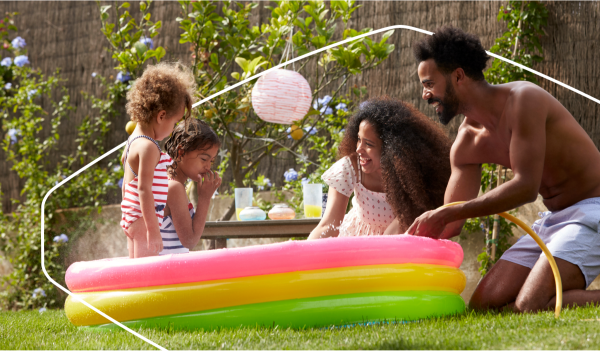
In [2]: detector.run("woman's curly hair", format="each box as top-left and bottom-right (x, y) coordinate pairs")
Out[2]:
(126, 62), (197, 125)
(339, 97), (452, 232)
(413, 26), (490, 81)
(164, 118), (220, 178)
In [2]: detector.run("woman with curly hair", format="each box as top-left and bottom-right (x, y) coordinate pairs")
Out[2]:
(308, 97), (452, 238)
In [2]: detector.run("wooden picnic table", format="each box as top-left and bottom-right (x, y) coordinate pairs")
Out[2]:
(194, 218), (321, 250)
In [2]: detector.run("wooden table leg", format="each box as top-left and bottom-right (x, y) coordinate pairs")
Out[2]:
(216, 238), (227, 249)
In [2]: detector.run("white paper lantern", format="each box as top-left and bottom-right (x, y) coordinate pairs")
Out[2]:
(251, 69), (312, 124)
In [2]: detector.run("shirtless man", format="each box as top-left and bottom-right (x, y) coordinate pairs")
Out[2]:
(404, 26), (600, 312)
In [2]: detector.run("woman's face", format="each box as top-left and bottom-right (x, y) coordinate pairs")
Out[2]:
(178, 144), (219, 182)
(356, 120), (382, 174)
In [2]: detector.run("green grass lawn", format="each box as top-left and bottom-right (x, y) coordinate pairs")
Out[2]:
(2, 307), (600, 349)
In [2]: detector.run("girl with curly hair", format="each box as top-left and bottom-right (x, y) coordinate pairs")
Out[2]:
(120, 62), (196, 258)
(159, 118), (221, 255)
(308, 97), (452, 238)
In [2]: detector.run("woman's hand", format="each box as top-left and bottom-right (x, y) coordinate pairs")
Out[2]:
(196, 170), (222, 200)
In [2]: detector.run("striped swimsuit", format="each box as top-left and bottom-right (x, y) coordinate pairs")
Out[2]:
(120, 135), (172, 234)
(159, 201), (195, 255)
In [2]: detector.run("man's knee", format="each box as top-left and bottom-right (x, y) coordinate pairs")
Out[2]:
(468, 260), (531, 311)
(469, 282), (511, 310)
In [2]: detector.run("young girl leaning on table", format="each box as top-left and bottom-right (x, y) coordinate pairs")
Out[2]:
(159, 118), (221, 255)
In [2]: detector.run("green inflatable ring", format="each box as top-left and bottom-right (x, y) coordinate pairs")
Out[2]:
(91, 291), (465, 331)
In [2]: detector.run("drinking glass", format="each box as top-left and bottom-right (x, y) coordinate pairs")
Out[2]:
(303, 184), (323, 218)
(234, 188), (253, 221)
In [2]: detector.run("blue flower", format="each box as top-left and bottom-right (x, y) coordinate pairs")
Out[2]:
(54, 175), (66, 186)
(257, 178), (272, 191)
(116, 71), (131, 83)
(286, 127), (292, 139)
(7, 128), (18, 144)
(340, 128), (346, 133)
(39, 307), (47, 313)
(27, 89), (38, 98)
(284, 168), (298, 182)
(4, 83), (11, 90)
(11, 36), (26, 49)
(304, 126), (317, 135)
(318, 95), (332, 105)
(32, 288), (46, 298)
(140, 37), (154, 49)
(91, 72), (97, 78)
(14, 55), (29, 67)
(335, 103), (348, 112)
(301, 177), (309, 186)
(118, 178), (124, 188)
(1, 57), (11, 67)
(52, 233), (68, 243)
(312, 95), (333, 115)
(104, 180), (113, 186)
(113, 165), (121, 172)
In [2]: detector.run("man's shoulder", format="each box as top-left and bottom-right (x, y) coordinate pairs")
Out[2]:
(451, 123), (478, 165)
(502, 81), (549, 106)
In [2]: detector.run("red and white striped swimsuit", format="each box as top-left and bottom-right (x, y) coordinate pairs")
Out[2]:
(120, 135), (172, 234)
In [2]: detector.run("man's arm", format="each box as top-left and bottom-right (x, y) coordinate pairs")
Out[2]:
(408, 86), (547, 238)
(406, 135), (482, 238)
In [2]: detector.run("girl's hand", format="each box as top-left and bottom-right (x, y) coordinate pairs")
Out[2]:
(196, 170), (222, 199)
(147, 229), (164, 254)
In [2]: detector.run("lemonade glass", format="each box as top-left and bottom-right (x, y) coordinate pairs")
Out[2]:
(234, 188), (253, 221)
(303, 184), (323, 218)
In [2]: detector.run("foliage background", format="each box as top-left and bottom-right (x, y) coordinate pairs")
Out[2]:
(5, 1), (600, 213)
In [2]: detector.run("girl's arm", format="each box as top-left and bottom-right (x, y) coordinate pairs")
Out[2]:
(168, 171), (221, 249)
(307, 187), (349, 240)
(135, 141), (163, 253)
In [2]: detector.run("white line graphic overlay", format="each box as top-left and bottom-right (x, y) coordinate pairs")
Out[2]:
(40, 24), (600, 350)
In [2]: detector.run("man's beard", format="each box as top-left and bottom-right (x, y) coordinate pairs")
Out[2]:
(428, 81), (460, 125)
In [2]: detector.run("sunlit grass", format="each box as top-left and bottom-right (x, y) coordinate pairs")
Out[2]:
(2, 306), (600, 349)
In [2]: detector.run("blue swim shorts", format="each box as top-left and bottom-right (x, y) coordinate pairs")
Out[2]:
(500, 197), (600, 287)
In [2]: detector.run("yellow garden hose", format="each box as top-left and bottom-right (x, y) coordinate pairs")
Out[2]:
(443, 202), (563, 318)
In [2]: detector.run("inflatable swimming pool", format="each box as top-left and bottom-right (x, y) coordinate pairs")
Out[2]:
(64, 235), (466, 330)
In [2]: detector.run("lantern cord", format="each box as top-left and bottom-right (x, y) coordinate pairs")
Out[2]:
(279, 25), (296, 71)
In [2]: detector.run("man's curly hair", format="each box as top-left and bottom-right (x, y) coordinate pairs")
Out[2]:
(164, 118), (220, 178)
(126, 62), (196, 125)
(339, 97), (452, 232)
(413, 26), (490, 81)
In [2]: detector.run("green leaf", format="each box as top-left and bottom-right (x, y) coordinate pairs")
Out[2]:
(133, 41), (148, 56)
(154, 47), (166, 61)
(235, 57), (249, 72)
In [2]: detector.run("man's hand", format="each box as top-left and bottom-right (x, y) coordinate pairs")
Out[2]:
(406, 208), (450, 239)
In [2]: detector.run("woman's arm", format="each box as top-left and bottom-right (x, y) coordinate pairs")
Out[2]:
(308, 187), (350, 240)
(383, 218), (404, 235)
(168, 171), (221, 249)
